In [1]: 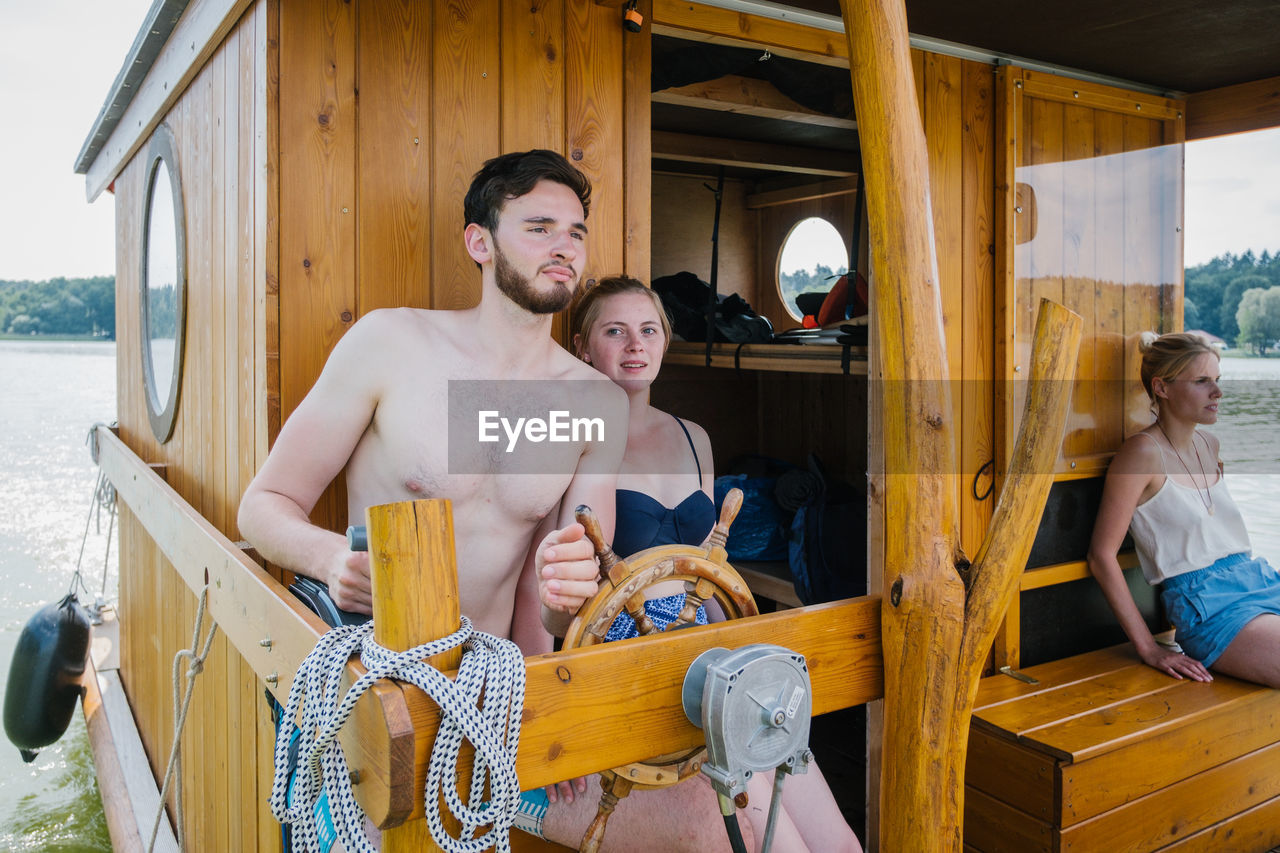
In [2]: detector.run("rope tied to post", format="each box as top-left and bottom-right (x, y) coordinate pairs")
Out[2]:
(150, 583), (219, 852)
(270, 616), (526, 853)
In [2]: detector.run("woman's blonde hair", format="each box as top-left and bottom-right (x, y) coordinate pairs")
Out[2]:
(571, 275), (672, 357)
(1138, 331), (1219, 402)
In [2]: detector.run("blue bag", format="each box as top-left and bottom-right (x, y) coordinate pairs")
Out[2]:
(715, 474), (789, 562)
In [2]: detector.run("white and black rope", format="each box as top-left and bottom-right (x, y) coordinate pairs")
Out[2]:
(270, 617), (526, 853)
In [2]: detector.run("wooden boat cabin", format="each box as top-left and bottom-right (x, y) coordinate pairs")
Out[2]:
(73, 0), (1280, 849)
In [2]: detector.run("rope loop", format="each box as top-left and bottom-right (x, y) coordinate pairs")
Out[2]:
(149, 584), (219, 852)
(271, 617), (526, 853)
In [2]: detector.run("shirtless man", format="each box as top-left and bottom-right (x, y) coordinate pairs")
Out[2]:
(240, 150), (827, 852)
(237, 149), (623, 649)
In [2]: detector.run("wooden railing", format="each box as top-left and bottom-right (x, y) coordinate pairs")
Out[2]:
(95, 425), (884, 839)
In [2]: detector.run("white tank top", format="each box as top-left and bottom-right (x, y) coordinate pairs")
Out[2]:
(1128, 434), (1252, 583)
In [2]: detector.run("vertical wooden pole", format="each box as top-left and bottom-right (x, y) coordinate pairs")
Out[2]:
(367, 499), (461, 853)
(837, 0), (968, 849)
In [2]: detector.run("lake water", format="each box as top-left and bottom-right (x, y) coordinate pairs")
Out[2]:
(0, 340), (1275, 848)
(0, 340), (115, 851)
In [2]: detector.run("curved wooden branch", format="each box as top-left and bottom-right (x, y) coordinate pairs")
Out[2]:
(950, 299), (1082, 820)
(959, 301), (1082, 679)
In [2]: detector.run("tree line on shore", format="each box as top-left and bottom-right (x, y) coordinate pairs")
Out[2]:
(0, 277), (115, 338)
(1185, 250), (1280, 353)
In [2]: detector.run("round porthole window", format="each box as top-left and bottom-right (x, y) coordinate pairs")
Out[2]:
(777, 217), (848, 322)
(140, 124), (186, 443)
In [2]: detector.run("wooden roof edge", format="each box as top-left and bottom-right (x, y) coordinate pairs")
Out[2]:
(73, 0), (188, 176)
(1186, 75), (1280, 141)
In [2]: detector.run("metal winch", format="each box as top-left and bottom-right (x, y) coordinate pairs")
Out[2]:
(681, 643), (814, 799)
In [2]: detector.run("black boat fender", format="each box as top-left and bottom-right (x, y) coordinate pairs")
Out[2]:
(3, 594), (92, 763)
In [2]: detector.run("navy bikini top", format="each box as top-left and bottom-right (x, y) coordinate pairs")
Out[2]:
(613, 416), (716, 558)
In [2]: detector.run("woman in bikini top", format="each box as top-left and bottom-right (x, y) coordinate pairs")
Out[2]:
(572, 275), (717, 639)
(567, 274), (863, 853)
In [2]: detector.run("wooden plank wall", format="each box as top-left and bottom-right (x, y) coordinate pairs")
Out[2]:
(1005, 70), (1184, 475)
(651, 173), (758, 298)
(277, 0), (649, 533)
(110, 2), (650, 848)
(992, 69), (1184, 667)
(113, 3), (273, 850)
(910, 49), (996, 560)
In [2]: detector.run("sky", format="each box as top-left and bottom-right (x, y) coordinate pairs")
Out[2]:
(0, 0), (154, 283)
(0, 0), (1277, 283)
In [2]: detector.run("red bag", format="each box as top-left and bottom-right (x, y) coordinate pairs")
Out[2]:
(815, 271), (869, 327)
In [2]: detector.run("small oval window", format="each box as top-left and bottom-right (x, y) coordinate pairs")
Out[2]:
(141, 124), (186, 443)
(777, 217), (848, 322)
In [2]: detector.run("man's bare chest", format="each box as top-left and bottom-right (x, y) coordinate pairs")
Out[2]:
(364, 378), (589, 522)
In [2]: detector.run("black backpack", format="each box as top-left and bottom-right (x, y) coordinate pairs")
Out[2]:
(653, 272), (773, 344)
(784, 456), (867, 605)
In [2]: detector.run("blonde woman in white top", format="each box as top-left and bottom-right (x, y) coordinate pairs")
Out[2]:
(1088, 332), (1280, 687)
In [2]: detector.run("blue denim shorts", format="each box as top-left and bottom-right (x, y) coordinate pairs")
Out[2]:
(1161, 552), (1280, 667)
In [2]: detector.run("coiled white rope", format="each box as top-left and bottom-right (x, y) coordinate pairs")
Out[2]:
(270, 617), (526, 853)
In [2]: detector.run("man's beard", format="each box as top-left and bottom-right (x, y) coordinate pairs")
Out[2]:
(494, 241), (576, 314)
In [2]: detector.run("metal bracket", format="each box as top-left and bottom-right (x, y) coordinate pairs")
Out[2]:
(998, 665), (1040, 685)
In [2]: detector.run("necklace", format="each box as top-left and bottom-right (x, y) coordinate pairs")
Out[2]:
(1155, 421), (1215, 516)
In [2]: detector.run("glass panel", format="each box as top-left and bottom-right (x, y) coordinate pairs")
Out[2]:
(777, 217), (848, 321)
(1013, 101), (1182, 472)
(146, 163), (178, 412)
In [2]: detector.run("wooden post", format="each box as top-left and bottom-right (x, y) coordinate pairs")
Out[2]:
(837, 0), (968, 848)
(366, 499), (461, 853)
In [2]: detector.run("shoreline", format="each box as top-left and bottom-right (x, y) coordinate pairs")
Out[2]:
(0, 334), (115, 342)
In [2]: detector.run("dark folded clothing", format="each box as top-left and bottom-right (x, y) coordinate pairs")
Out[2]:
(775, 468), (823, 512)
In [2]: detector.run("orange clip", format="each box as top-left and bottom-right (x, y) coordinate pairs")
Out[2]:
(623, 1), (643, 33)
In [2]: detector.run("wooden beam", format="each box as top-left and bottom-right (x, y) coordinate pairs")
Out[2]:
(1186, 75), (1280, 140)
(652, 0), (848, 69)
(97, 426), (336, 699)
(1020, 551), (1139, 592)
(385, 596), (884, 809)
(371, 500), (462, 852)
(663, 341), (868, 374)
(745, 176), (859, 209)
(652, 130), (857, 177)
(837, 0), (966, 847)
(85, 0), (255, 201)
(653, 75), (857, 130)
(83, 655), (179, 852)
(1021, 70), (1181, 121)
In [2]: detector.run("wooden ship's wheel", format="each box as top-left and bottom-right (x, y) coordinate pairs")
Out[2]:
(564, 488), (759, 853)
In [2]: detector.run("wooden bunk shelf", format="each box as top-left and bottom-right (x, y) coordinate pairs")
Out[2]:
(665, 341), (868, 374)
(652, 130), (858, 177)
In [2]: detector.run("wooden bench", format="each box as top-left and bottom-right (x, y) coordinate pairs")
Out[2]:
(964, 641), (1280, 852)
(735, 560), (803, 609)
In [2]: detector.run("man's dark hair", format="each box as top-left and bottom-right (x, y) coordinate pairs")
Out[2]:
(464, 149), (592, 232)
